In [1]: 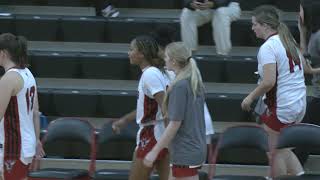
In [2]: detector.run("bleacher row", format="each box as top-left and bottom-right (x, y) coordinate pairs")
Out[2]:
(0, 0), (300, 11)
(0, 8), (299, 45)
(1, 0), (319, 179)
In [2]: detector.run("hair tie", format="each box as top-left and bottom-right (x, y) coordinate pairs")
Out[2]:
(187, 56), (192, 62)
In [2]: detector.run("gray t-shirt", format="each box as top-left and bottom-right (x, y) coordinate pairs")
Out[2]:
(168, 79), (206, 166)
(309, 30), (320, 98)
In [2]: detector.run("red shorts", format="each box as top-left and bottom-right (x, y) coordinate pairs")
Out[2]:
(136, 125), (168, 160)
(171, 164), (200, 177)
(260, 107), (292, 132)
(3, 159), (29, 180)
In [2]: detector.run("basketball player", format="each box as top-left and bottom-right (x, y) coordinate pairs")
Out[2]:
(0, 33), (44, 180)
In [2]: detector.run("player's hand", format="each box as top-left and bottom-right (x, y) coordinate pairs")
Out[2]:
(35, 140), (45, 159)
(241, 96), (253, 112)
(112, 118), (127, 134)
(143, 150), (157, 168)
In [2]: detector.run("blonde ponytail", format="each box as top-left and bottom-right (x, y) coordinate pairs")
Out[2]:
(162, 42), (205, 117)
(278, 22), (300, 64)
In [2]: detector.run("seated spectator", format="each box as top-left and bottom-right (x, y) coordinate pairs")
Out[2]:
(180, 0), (241, 56)
(93, 0), (119, 18)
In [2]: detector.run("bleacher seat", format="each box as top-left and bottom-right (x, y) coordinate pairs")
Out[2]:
(224, 58), (257, 83)
(105, 18), (155, 43)
(52, 90), (99, 117)
(15, 15), (59, 41)
(80, 53), (137, 80)
(47, 0), (88, 7)
(209, 126), (269, 179)
(0, 15), (14, 35)
(61, 17), (105, 42)
(206, 94), (252, 123)
(196, 57), (224, 82)
(37, 90), (54, 116)
(100, 91), (137, 118)
(274, 124), (320, 180)
(28, 118), (96, 180)
(29, 52), (80, 78)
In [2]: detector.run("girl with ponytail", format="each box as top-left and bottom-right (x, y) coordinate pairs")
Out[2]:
(241, 5), (309, 177)
(112, 35), (171, 180)
(144, 42), (206, 180)
(0, 33), (44, 180)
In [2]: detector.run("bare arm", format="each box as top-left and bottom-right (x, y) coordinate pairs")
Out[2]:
(153, 91), (165, 115)
(150, 121), (181, 153)
(241, 64), (276, 111)
(298, 16), (308, 54)
(144, 120), (181, 167)
(302, 56), (320, 74)
(33, 91), (40, 140)
(33, 90), (45, 158)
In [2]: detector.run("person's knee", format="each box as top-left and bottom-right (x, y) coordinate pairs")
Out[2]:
(180, 8), (196, 24)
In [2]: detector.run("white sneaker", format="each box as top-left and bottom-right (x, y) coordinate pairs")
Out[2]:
(101, 5), (119, 18)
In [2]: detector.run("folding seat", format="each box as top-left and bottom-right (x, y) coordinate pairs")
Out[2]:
(52, 89), (99, 117)
(208, 125), (270, 179)
(61, 17), (105, 42)
(29, 52), (80, 78)
(0, 15), (14, 35)
(94, 121), (138, 180)
(28, 118), (96, 180)
(274, 124), (320, 180)
(14, 15), (59, 41)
